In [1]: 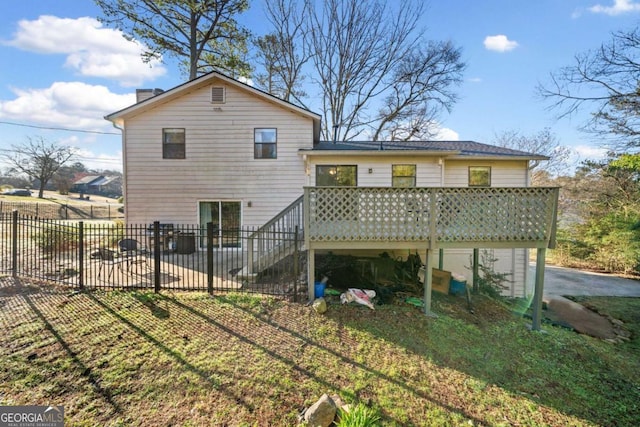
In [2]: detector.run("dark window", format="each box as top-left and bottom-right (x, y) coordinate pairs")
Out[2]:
(392, 164), (416, 187)
(254, 128), (277, 159)
(469, 166), (491, 187)
(316, 165), (357, 186)
(163, 128), (185, 159)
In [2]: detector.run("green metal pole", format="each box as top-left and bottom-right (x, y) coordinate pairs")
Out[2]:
(423, 249), (433, 316)
(531, 248), (546, 331)
(473, 248), (479, 292)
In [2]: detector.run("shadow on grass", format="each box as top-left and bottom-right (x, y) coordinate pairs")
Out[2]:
(5, 278), (638, 426)
(83, 291), (262, 413)
(327, 292), (640, 427)
(11, 280), (123, 418)
(163, 293), (491, 426)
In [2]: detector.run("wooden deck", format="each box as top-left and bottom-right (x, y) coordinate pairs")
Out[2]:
(303, 186), (560, 330)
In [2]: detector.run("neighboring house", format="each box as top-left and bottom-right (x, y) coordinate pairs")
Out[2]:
(72, 175), (122, 197)
(105, 71), (555, 301)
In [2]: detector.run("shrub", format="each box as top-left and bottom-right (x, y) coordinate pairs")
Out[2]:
(335, 403), (381, 427)
(32, 224), (79, 252)
(468, 250), (511, 298)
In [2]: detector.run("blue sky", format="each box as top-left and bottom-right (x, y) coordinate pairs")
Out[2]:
(0, 0), (639, 172)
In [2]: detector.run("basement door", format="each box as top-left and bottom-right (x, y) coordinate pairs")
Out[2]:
(199, 201), (241, 248)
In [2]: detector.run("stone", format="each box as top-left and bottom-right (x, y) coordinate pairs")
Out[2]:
(610, 318), (624, 326)
(304, 394), (337, 427)
(312, 297), (327, 314)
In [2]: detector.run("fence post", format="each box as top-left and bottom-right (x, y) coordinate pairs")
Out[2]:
(207, 222), (213, 295)
(78, 221), (84, 290)
(293, 226), (299, 302)
(153, 221), (161, 293)
(11, 210), (18, 279)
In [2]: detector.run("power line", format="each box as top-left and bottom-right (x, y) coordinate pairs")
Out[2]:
(0, 120), (121, 135)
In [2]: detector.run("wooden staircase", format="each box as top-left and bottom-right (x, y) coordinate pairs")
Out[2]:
(237, 195), (304, 282)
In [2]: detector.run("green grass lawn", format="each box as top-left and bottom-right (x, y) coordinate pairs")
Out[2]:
(1, 278), (639, 426)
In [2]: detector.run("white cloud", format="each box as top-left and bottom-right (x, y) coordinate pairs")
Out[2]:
(484, 35), (519, 52)
(574, 144), (607, 160)
(0, 82), (135, 131)
(589, 0), (640, 15)
(237, 76), (254, 86)
(5, 15), (166, 86)
(430, 125), (460, 141)
(76, 148), (123, 172)
(468, 77), (483, 83)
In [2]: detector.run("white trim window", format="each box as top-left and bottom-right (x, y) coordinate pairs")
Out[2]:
(254, 128), (277, 159)
(163, 128), (185, 159)
(469, 166), (491, 187)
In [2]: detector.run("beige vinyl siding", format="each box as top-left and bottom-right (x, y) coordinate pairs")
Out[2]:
(437, 248), (528, 297)
(443, 160), (529, 187)
(307, 156), (442, 187)
(123, 82), (312, 226)
(438, 160), (529, 296)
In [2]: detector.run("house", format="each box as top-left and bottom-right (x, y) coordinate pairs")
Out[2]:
(106, 71), (557, 320)
(72, 175), (122, 197)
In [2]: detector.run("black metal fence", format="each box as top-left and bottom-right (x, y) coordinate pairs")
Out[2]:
(0, 211), (304, 300)
(0, 200), (123, 220)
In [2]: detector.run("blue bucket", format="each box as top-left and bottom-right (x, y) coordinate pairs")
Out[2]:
(449, 279), (467, 295)
(314, 282), (326, 299)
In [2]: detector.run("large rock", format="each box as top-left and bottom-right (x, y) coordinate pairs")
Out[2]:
(545, 296), (616, 339)
(304, 394), (337, 427)
(312, 297), (327, 314)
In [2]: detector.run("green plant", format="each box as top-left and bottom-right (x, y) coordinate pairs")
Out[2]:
(467, 250), (511, 298)
(334, 403), (381, 427)
(99, 222), (125, 247)
(32, 224), (79, 252)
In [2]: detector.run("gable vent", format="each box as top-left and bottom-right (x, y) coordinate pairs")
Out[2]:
(211, 86), (225, 104)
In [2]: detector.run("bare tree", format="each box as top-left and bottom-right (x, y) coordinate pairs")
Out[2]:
(538, 26), (640, 149)
(254, 0), (310, 105)
(95, 0), (251, 80)
(305, 0), (427, 141)
(372, 41), (465, 141)
(260, 0), (465, 141)
(492, 128), (571, 184)
(2, 137), (76, 198)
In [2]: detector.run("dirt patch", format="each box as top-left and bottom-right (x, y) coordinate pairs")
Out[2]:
(434, 293), (514, 326)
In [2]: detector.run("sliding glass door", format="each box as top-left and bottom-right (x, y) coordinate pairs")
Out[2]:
(199, 201), (241, 248)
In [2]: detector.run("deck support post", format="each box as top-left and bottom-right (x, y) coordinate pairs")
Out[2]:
(531, 248), (546, 331)
(307, 248), (315, 302)
(423, 248), (434, 316)
(472, 248), (480, 292)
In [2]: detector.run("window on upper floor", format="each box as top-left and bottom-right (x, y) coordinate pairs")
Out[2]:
(254, 128), (277, 159)
(469, 166), (491, 187)
(163, 128), (185, 159)
(316, 165), (358, 186)
(392, 164), (416, 187)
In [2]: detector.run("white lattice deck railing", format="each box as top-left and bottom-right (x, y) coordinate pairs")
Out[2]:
(304, 187), (559, 249)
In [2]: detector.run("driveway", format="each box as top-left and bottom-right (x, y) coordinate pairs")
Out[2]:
(533, 264), (640, 297)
